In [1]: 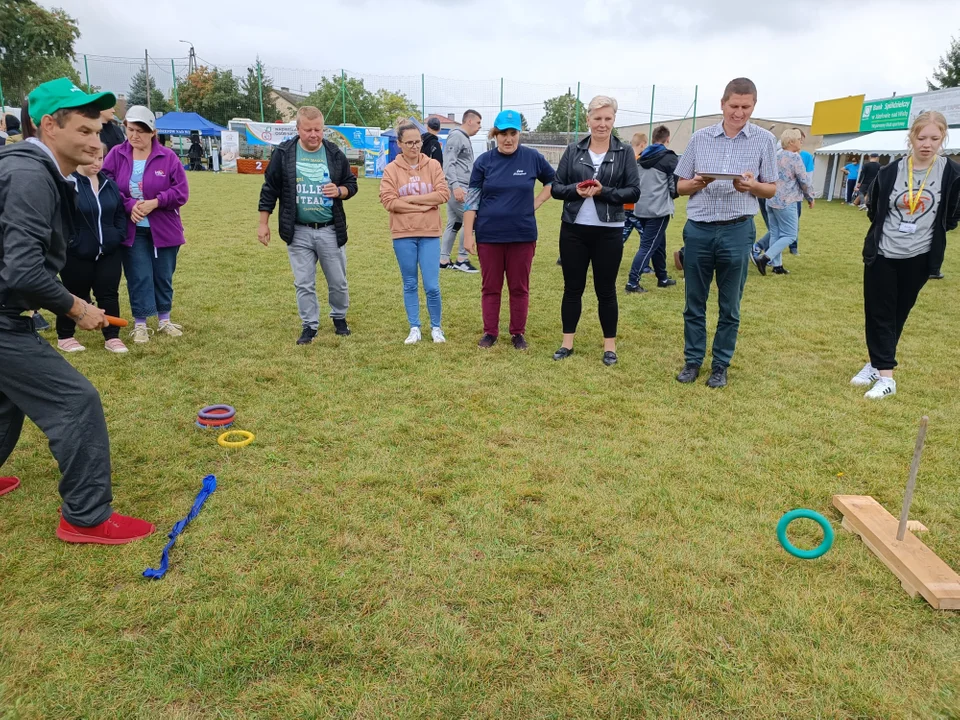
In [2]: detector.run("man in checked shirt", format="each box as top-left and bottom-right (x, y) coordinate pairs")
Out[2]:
(674, 77), (777, 389)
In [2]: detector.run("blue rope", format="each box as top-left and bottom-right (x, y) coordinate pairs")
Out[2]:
(143, 474), (217, 580)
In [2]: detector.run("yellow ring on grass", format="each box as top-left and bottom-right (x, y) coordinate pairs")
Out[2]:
(217, 430), (255, 448)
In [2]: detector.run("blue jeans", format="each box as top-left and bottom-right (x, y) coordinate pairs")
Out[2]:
(393, 237), (441, 329)
(765, 204), (799, 267)
(622, 211), (642, 245)
(682, 218), (754, 368)
(121, 228), (179, 319)
(628, 216), (670, 284)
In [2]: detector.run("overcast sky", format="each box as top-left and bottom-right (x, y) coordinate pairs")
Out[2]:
(61, 0), (960, 127)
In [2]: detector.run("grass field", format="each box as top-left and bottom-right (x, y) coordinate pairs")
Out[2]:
(2, 172), (959, 719)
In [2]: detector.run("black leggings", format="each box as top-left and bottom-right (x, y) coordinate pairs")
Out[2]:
(863, 252), (929, 371)
(559, 221), (623, 338)
(56, 252), (123, 341)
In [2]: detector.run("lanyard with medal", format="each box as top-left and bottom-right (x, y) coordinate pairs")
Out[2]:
(899, 155), (934, 234)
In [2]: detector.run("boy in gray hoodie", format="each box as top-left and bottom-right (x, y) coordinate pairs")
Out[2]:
(625, 125), (679, 293)
(441, 109), (482, 272)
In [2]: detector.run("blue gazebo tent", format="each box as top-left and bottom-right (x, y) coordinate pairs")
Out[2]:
(155, 112), (226, 137)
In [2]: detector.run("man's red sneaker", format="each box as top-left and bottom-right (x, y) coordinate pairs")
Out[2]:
(56, 512), (156, 545)
(0, 476), (20, 496)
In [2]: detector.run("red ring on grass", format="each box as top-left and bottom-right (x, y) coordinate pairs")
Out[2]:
(198, 405), (236, 421)
(197, 415), (237, 427)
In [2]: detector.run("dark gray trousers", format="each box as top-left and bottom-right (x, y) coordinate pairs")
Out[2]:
(0, 315), (114, 526)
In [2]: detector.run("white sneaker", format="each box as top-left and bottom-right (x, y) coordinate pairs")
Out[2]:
(57, 337), (85, 352)
(850, 363), (880, 387)
(404, 327), (421, 344)
(104, 338), (129, 353)
(431, 327), (446, 343)
(157, 320), (183, 337)
(864, 377), (897, 400)
(130, 324), (152, 344)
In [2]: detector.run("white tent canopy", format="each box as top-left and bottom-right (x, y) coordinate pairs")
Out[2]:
(815, 129), (960, 156)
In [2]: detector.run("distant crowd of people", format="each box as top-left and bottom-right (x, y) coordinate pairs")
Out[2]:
(0, 76), (958, 546)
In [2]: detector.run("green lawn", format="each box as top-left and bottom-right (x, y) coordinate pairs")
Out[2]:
(1, 173), (959, 719)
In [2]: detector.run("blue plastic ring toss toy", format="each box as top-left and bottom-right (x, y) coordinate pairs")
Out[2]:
(198, 404), (236, 421)
(777, 509), (834, 560)
(218, 430), (254, 449)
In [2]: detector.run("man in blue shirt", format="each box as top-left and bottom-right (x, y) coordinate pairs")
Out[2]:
(842, 159), (860, 203)
(674, 78), (777, 389)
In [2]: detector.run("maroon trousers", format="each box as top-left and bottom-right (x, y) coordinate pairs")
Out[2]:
(477, 241), (536, 336)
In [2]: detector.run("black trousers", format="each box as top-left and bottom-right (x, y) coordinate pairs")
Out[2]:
(0, 315), (114, 526)
(56, 252), (122, 341)
(863, 253), (929, 371)
(559, 221), (623, 338)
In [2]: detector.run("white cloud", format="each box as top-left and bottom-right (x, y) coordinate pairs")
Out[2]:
(60, 0), (960, 126)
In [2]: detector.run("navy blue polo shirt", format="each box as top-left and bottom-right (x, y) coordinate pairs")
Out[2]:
(468, 145), (556, 243)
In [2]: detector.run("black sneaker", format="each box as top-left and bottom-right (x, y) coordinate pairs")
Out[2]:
(602, 351), (618, 366)
(333, 318), (351, 336)
(625, 283), (646, 294)
(511, 334), (528, 350)
(657, 278), (677, 288)
(772, 266), (790, 275)
(553, 346), (574, 361)
(478, 333), (497, 349)
(789, 246), (799, 255)
(556, 257), (562, 266)
(454, 260), (479, 274)
(297, 327), (317, 345)
(754, 254), (769, 276)
(440, 261), (454, 270)
(676, 362), (701, 383)
(930, 273), (945, 280)
(32, 312), (50, 331)
(706, 366), (728, 388)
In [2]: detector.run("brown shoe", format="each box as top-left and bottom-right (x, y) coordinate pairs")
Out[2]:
(674, 250), (684, 271)
(478, 334), (498, 349)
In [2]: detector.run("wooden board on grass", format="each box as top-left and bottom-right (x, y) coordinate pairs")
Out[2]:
(834, 495), (960, 610)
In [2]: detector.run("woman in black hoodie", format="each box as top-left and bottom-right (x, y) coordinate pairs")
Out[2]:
(56, 143), (129, 353)
(851, 111), (960, 400)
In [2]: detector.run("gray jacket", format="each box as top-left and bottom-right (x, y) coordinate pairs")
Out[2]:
(0, 141), (76, 318)
(443, 128), (474, 191)
(635, 144), (679, 218)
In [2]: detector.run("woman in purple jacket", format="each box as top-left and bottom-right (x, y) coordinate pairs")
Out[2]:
(103, 105), (189, 344)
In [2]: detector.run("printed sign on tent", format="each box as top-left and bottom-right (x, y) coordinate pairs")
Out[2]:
(220, 131), (239, 173)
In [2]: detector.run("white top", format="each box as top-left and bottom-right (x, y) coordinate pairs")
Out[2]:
(574, 150), (622, 228)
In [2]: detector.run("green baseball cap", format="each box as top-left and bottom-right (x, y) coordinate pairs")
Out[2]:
(28, 78), (116, 123)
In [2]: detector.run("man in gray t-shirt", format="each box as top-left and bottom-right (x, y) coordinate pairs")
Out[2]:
(880, 155), (946, 259)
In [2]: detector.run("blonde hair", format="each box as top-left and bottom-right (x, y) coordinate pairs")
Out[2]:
(296, 106), (324, 126)
(908, 110), (948, 152)
(631, 133), (647, 148)
(779, 128), (802, 148)
(587, 95), (618, 115)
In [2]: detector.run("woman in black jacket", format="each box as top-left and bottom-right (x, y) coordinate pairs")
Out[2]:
(56, 143), (129, 353)
(550, 95), (641, 366)
(851, 111), (960, 399)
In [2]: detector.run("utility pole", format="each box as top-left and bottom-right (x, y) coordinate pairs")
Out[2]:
(144, 49), (151, 111)
(180, 40), (197, 75)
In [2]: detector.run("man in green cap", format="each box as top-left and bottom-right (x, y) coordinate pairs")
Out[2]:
(0, 78), (156, 544)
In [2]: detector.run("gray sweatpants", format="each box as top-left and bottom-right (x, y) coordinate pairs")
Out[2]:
(288, 225), (350, 328)
(0, 315), (114, 526)
(441, 196), (467, 263)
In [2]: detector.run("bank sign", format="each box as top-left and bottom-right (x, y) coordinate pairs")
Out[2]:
(860, 97), (912, 131)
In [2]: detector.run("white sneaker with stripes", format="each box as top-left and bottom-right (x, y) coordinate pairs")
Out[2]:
(850, 363), (880, 387)
(864, 377), (896, 400)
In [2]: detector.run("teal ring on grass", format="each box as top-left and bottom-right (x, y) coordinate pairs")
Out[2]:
(777, 509), (834, 560)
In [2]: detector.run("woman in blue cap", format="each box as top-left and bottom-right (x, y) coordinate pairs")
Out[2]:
(462, 109), (555, 350)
